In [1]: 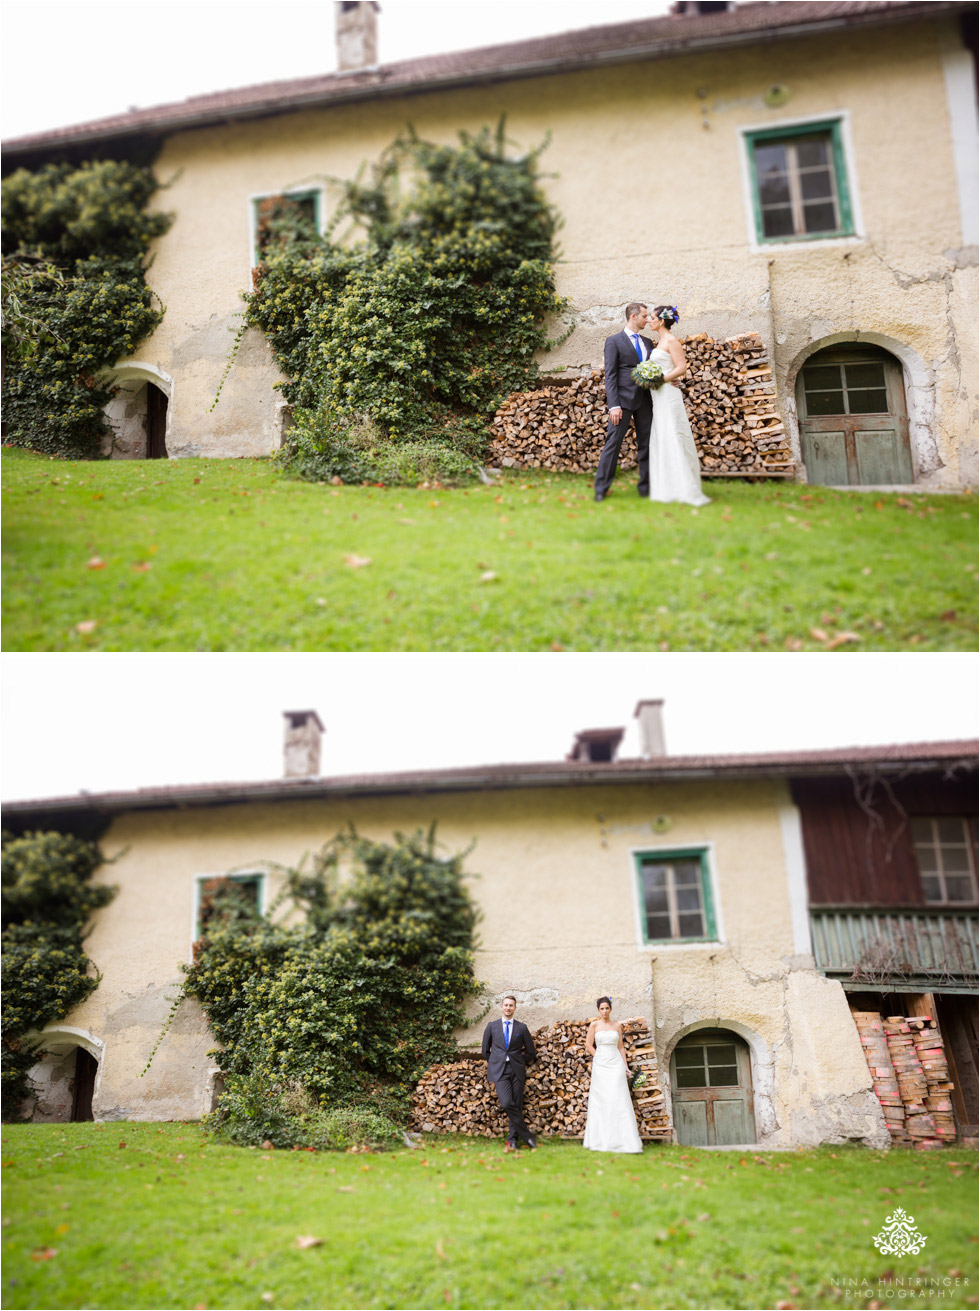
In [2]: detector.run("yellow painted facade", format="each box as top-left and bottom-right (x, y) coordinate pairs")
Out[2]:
(36, 777), (886, 1146)
(122, 14), (977, 487)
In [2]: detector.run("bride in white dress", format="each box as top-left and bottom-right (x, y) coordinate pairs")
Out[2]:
(645, 305), (710, 507)
(582, 997), (643, 1154)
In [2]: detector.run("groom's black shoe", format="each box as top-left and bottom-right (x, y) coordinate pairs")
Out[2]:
(594, 491), (605, 502)
(524, 1135), (537, 1151)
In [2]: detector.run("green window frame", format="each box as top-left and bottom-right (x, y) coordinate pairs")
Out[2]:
(633, 848), (718, 945)
(251, 188), (322, 266)
(193, 871), (265, 940)
(745, 119), (854, 245)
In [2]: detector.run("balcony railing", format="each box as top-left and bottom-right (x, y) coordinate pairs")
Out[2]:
(809, 906), (979, 993)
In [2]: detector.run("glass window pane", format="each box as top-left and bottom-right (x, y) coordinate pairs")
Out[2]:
(676, 1065), (708, 1088)
(943, 876), (974, 902)
(675, 885), (703, 912)
(646, 914), (673, 939)
(707, 1044), (738, 1066)
(762, 206), (795, 238)
(759, 174), (792, 206)
(921, 875), (943, 902)
(846, 388), (889, 414)
(678, 912), (705, 937)
(910, 818), (933, 842)
(799, 169), (835, 201)
(645, 887), (669, 913)
(674, 1048), (704, 1067)
(803, 201), (838, 233)
(795, 136), (831, 168)
(845, 362), (886, 390)
(673, 862), (701, 886)
(755, 143), (788, 174)
(937, 819), (966, 843)
(643, 865), (667, 889)
(708, 1065), (739, 1087)
(916, 846), (937, 872)
(941, 847), (970, 874)
(805, 365), (843, 391)
(806, 388), (846, 416)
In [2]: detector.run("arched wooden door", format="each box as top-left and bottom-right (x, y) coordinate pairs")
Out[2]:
(796, 346), (912, 485)
(670, 1029), (755, 1146)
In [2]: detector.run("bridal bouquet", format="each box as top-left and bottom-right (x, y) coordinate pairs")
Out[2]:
(631, 359), (665, 390)
(630, 1068), (648, 1090)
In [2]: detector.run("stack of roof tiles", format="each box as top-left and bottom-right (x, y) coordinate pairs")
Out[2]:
(853, 1011), (958, 1147)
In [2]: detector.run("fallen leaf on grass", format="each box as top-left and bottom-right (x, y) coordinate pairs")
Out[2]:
(343, 554), (372, 568)
(131, 562), (152, 572)
(435, 1239), (446, 1260)
(825, 631), (860, 650)
(295, 1235), (324, 1249)
(478, 571), (498, 584)
(75, 620), (98, 635)
(940, 610), (958, 622)
(32, 1248), (58, 1262)
(337, 1186), (355, 1193)
(86, 557), (106, 569)
(810, 627), (830, 642)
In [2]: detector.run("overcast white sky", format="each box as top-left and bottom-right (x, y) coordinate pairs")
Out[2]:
(1, 0), (680, 140)
(1, 653), (976, 801)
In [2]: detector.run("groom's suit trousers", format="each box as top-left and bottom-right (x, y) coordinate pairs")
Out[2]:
(494, 1067), (533, 1145)
(596, 394), (652, 497)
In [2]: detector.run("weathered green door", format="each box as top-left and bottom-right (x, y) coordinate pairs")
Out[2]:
(797, 347), (912, 486)
(670, 1030), (755, 1146)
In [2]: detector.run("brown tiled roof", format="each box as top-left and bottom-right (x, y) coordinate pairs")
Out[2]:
(3, 1), (968, 155)
(3, 740), (975, 819)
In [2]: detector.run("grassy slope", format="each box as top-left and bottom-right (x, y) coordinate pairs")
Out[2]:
(1, 1124), (977, 1311)
(2, 449), (976, 651)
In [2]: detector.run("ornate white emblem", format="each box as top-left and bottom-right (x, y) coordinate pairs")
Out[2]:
(872, 1207), (928, 1257)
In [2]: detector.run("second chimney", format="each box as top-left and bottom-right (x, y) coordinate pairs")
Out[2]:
(283, 710), (325, 777)
(336, 1), (380, 71)
(634, 699), (667, 758)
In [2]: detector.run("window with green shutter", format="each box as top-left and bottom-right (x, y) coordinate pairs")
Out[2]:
(744, 119), (854, 245)
(634, 848), (718, 944)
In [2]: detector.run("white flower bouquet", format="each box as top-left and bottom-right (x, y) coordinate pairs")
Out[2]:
(630, 1068), (648, 1090)
(631, 359), (665, 390)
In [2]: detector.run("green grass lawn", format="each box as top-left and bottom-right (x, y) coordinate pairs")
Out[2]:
(2, 449), (976, 651)
(1, 1124), (976, 1311)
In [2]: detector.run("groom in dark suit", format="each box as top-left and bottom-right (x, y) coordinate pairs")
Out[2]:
(482, 994), (537, 1151)
(594, 301), (654, 501)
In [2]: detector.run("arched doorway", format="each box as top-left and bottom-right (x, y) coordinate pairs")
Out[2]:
(103, 364), (172, 459)
(670, 1028), (756, 1146)
(25, 1027), (104, 1122)
(796, 344), (912, 485)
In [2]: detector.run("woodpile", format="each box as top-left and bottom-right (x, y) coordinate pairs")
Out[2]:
(852, 1011), (958, 1148)
(489, 332), (793, 478)
(411, 1017), (672, 1142)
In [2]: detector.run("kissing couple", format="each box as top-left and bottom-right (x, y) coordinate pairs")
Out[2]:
(594, 301), (710, 508)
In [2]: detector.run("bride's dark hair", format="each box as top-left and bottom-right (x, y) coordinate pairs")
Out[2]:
(654, 304), (679, 328)
(596, 996), (612, 1008)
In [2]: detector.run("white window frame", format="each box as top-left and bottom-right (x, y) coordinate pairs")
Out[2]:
(911, 816), (978, 906)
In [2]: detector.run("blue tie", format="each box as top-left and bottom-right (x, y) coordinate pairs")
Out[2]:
(632, 333), (643, 361)
(504, 1021), (511, 1049)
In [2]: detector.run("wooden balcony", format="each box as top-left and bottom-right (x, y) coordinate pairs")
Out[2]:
(809, 906), (979, 994)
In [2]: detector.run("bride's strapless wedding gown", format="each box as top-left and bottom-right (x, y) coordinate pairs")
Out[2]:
(648, 347), (711, 507)
(582, 1030), (643, 1153)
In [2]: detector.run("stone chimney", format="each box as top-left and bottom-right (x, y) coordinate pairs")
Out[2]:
(567, 727), (624, 764)
(336, 1), (380, 71)
(634, 699), (667, 758)
(283, 710), (325, 777)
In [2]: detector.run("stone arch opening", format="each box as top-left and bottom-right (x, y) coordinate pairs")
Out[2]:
(103, 362), (173, 459)
(784, 333), (938, 486)
(664, 1018), (776, 1146)
(25, 1026), (105, 1123)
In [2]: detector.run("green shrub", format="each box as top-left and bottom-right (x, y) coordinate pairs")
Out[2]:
(1, 161), (172, 457)
(244, 120), (569, 484)
(0, 831), (115, 1119)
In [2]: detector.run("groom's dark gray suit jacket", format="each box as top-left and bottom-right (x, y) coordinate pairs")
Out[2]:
(604, 331), (656, 412)
(481, 1017), (537, 1084)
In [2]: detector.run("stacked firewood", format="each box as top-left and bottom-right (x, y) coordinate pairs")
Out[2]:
(853, 1011), (959, 1147)
(411, 1017), (672, 1142)
(489, 332), (793, 477)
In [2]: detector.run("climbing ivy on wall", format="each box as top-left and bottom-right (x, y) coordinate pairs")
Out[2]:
(174, 826), (482, 1148)
(1, 160), (172, 457)
(0, 831), (115, 1120)
(244, 120), (569, 484)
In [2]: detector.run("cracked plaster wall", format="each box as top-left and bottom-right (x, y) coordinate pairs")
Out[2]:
(121, 17), (975, 485)
(43, 778), (884, 1145)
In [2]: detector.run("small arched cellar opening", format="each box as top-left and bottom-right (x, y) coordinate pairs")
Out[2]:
(670, 1027), (756, 1146)
(28, 1042), (100, 1123)
(104, 370), (170, 459)
(796, 344), (912, 486)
